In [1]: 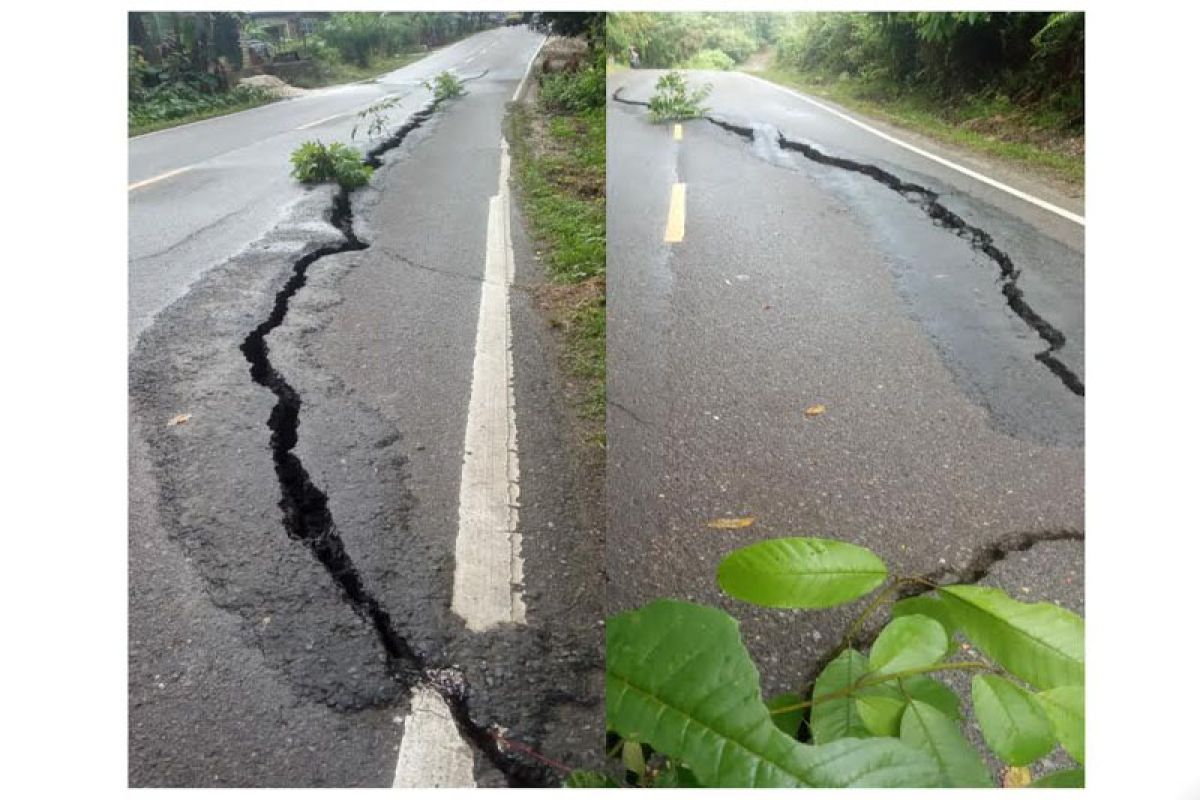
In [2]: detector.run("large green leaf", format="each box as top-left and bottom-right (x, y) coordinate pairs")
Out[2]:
(937, 585), (1084, 689)
(1031, 768), (1085, 788)
(900, 701), (993, 787)
(766, 693), (804, 738)
(607, 600), (940, 787)
(891, 595), (958, 642)
(717, 537), (888, 608)
(810, 650), (871, 744)
(971, 674), (1055, 766)
(869, 615), (948, 675)
(855, 683), (907, 737)
(1037, 685), (1084, 764)
(899, 676), (961, 720)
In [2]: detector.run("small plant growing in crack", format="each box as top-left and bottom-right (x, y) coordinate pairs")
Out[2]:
(289, 140), (373, 189)
(590, 537), (1084, 788)
(647, 71), (710, 123)
(425, 70), (465, 102)
(352, 94), (405, 142)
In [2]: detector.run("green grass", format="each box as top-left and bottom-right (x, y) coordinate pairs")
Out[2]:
(756, 65), (1084, 189)
(129, 91), (279, 137)
(285, 51), (427, 89)
(508, 99), (606, 438)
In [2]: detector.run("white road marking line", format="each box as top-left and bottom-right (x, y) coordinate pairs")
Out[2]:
(296, 112), (348, 130)
(127, 166), (193, 192)
(743, 73), (1085, 226)
(450, 137), (525, 632)
(392, 686), (476, 788)
(511, 36), (547, 102)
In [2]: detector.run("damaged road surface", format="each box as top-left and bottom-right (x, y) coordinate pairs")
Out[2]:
(606, 70), (1084, 699)
(130, 27), (603, 787)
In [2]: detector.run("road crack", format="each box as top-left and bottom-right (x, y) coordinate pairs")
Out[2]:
(239, 97), (557, 787)
(705, 114), (1084, 397)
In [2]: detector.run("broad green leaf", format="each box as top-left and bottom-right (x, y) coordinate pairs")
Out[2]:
(717, 537), (888, 608)
(971, 674), (1055, 766)
(899, 676), (961, 720)
(1031, 768), (1085, 788)
(891, 595), (958, 642)
(767, 693), (804, 738)
(1037, 685), (1084, 764)
(565, 771), (619, 788)
(900, 700), (993, 787)
(937, 585), (1084, 689)
(855, 683), (907, 737)
(869, 615), (948, 675)
(607, 600), (940, 787)
(810, 650), (871, 744)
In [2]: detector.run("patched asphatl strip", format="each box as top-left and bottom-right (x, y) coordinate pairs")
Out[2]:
(451, 137), (526, 631)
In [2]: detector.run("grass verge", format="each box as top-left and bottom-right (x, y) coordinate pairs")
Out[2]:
(285, 51), (428, 89)
(129, 91), (279, 137)
(755, 64), (1084, 191)
(508, 86), (606, 446)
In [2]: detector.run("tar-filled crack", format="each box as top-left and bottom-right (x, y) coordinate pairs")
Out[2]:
(239, 97), (555, 787)
(790, 528), (1083, 743)
(704, 114), (1084, 397)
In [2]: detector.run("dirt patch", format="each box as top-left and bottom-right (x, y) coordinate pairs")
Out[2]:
(238, 73), (307, 98)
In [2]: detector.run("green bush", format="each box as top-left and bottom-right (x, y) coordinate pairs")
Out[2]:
(289, 141), (373, 189)
(599, 537), (1085, 788)
(647, 71), (711, 123)
(682, 49), (735, 71)
(539, 50), (606, 112)
(426, 71), (465, 102)
(129, 84), (273, 130)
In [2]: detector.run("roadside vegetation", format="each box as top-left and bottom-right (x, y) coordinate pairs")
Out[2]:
(507, 15), (606, 445)
(607, 12), (1085, 189)
(289, 141), (373, 189)
(128, 12), (492, 136)
(584, 537), (1084, 788)
(647, 72), (710, 123)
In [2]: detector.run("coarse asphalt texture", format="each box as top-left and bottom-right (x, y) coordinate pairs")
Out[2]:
(129, 27), (603, 786)
(606, 68), (1084, 752)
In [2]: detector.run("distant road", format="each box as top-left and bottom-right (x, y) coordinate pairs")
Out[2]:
(128, 28), (524, 347)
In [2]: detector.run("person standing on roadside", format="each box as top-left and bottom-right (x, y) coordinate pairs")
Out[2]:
(628, 46), (640, 68)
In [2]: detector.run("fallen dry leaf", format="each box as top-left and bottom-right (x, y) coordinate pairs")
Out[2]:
(167, 413), (192, 426)
(1002, 766), (1032, 788)
(804, 404), (827, 417)
(706, 517), (756, 529)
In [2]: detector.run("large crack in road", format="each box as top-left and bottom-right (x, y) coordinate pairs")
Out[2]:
(613, 88), (1084, 397)
(238, 96), (556, 787)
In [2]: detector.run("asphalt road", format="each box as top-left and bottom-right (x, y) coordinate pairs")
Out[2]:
(129, 27), (603, 786)
(129, 27), (528, 346)
(606, 69), (1085, 708)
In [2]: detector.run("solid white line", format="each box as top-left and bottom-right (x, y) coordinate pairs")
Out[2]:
(392, 686), (476, 787)
(127, 166), (192, 191)
(450, 137), (525, 632)
(743, 73), (1085, 226)
(295, 112), (348, 130)
(511, 35), (547, 102)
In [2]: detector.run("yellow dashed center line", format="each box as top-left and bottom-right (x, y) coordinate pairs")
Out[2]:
(664, 183), (686, 243)
(673, 123), (682, 141)
(128, 166), (193, 192)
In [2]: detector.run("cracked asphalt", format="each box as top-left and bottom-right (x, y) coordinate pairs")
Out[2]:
(606, 69), (1084, 697)
(129, 27), (602, 787)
